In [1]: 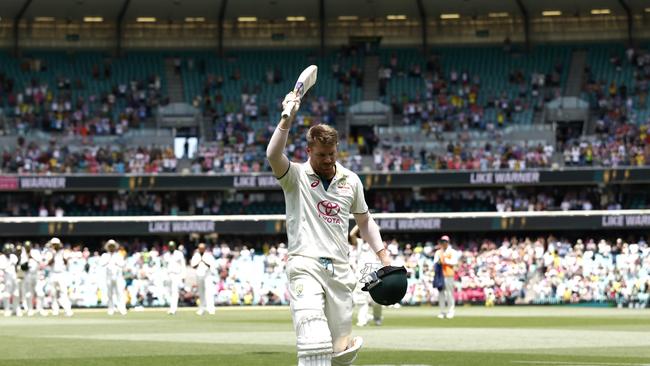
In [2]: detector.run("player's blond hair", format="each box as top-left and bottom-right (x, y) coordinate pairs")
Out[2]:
(307, 124), (338, 147)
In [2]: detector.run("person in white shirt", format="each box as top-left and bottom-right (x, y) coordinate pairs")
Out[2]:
(163, 241), (186, 315)
(1, 243), (22, 317)
(190, 243), (216, 315)
(45, 238), (73, 317)
(266, 92), (391, 366)
(19, 241), (45, 316)
(434, 235), (460, 319)
(100, 239), (127, 315)
(349, 226), (383, 327)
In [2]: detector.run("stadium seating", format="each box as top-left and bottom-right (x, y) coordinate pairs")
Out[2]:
(0, 51), (167, 137)
(583, 43), (650, 124)
(179, 49), (363, 114)
(378, 45), (571, 125)
(0, 44), (648, 174)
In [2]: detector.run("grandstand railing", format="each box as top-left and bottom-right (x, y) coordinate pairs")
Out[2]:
(0, 167), (649, 191)
(1, 210), (649, 236)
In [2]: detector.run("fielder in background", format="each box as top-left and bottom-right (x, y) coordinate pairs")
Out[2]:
(100, 239), (127, 316)
(191, 242), (216, 315)
(348, 225), (383, 327)
(45, 238), (73, 317)
(163, 241), (186, 315)
(19, 241), (46, 316)
(434, 235), (460, 319)
(1, 243), (21, 317)
(267, 90), (391, 366)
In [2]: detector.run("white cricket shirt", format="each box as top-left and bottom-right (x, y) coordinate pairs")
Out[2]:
(277, 161), (368, 264)
(0, 254), (18, 276)
(164, 250), (186, 275)
(51, 250), (67, 273)
(21, 250), (41, 274)
(191, 252), (215, 277)
(101, 252), (125, 279)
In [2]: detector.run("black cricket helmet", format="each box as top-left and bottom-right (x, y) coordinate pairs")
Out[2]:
(361, 265), (408, 306)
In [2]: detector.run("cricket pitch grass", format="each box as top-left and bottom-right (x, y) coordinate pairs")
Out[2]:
(1, 305), (649, 366)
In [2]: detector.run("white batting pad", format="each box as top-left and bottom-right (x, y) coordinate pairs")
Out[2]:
(296, 312), (333, 359)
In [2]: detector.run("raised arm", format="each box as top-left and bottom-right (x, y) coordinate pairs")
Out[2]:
(266, 92), (300, 177)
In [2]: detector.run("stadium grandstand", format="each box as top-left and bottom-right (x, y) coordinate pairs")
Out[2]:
(0, 1), (649, 365)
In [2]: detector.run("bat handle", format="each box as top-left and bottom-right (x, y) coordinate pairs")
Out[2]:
(281, 100), (297, 119)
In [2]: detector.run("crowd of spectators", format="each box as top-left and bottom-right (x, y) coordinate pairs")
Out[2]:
(0, 190), (287, 217)
(0, 57), (167, 137)
(584, 46), (650, 128)
(379, 51), (563, 129)
(441, 235), (650, 308)
(564, 45), (650, 167)
(560, 121), (650, 167)
(1, 47), (650, 173)
(191, 47), (357, 129)
(0, 139), (177, 174)
(371, 141), (554, 172)
(3, 235), (647, 309)
(3, 186), (642, 217)
(370, 187), (617, 213)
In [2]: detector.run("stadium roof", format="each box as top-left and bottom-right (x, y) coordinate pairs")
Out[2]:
(0, 0), (647, 23)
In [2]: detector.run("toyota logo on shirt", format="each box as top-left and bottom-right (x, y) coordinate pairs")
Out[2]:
(317, 200), (340, 216)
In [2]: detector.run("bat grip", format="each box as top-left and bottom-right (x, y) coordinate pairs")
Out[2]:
(281, 100), (297, 119)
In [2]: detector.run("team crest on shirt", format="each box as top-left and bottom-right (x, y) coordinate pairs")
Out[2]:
(294, 282), (304, 297)
(336, 181), (351, 192)
(316, 200), (342, 224)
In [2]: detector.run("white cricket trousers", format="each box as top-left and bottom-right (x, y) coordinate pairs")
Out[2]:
(22, 273), (44, 313)
(106, 277), (126, 313)
(439, 276), (455, 316)
(168, 274), (182, 313)
(287, 255), (357, 354)
(49, 273), (72, 314)
(196, 275), (215, 313)
(3, 275), (20, 314)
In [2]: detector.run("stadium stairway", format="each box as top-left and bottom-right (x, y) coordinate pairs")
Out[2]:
(164, 58), (185, 103)
(363, 54), (380, 100)
(176, 158), (193, 173)
(201, 115), (214, 141)
(564, 49), (587, 97)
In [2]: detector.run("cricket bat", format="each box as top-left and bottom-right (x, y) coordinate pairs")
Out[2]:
(282, 65), (318, 119)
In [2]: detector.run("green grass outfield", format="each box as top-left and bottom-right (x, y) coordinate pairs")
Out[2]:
(1, 306), (650, 366)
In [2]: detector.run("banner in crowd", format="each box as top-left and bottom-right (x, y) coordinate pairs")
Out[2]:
(3, 168), (650, 191)
(2, 212), (650, 237)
